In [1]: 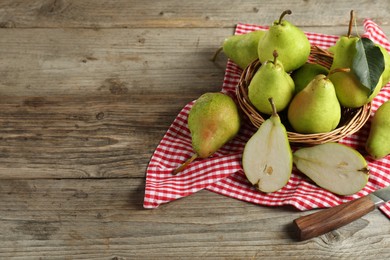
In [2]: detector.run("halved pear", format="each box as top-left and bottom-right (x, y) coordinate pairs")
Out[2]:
(293, 143), (369, 195)
(242, 98), (292, 193)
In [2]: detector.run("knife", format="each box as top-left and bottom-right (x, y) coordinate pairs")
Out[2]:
(293, 185), (390, 241)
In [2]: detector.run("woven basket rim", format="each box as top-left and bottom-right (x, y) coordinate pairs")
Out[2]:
(236, 46), (372, 145)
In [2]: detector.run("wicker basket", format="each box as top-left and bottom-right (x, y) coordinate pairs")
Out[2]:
(236, 45), (372, 145)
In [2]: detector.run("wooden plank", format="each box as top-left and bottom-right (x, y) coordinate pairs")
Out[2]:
(0, 28), (230, 96)
(0, 94), (191, 179)
(1, 25), (389, 98)
(0, 0), (389, 29)
(0, 27), (228, 179)
(0, 178), (389, 259)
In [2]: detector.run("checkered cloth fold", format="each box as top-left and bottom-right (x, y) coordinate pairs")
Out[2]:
(144, 19), (390, 219)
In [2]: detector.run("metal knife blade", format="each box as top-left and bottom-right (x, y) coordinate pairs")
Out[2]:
(293, 185), (390, 241)
(369, 185), (390, 207)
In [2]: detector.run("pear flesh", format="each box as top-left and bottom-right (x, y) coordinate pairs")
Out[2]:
(366, 100), (390, 159)
(242, 99), (292, 193)
(248, 51), (295, 115)
(258, 10), (311, 72)
(222, 30), (266, 69)
(287, 74), (341, 134)
(293, 143), (369, 196)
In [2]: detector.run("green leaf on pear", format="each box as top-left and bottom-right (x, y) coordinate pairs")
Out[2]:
(352, 37), (385, 95)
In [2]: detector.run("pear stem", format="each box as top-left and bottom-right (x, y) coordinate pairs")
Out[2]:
(277, 10), (292, 25)
(273, 50), (278, 64)
(172, 153), (198, 175)
(325, 68), (351, 79)
(268, 97), (278, 117)
(211, 46), (223, 62)
(347, 10), (355, 38)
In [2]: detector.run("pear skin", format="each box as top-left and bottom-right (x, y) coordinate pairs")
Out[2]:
(366, 100), (390, 159)
(288, 74), (341, 134)
(222, 30), (266, 69)
(258, 10), (311, 72)
(248, 51), (295, 115)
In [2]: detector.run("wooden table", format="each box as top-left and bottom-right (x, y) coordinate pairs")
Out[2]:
(1, 1), (390, 259)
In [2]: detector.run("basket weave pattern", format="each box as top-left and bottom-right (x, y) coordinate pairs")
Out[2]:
(236, 45), (372, 144)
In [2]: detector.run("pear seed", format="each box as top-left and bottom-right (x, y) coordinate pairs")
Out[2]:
(264, 165), (273, 175)
(337, 161), (348, 168)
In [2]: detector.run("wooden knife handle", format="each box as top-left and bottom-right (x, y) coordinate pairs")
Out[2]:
(293, 196), (375, 241)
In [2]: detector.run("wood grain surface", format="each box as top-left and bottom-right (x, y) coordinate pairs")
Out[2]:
(1, 1), (390, 259)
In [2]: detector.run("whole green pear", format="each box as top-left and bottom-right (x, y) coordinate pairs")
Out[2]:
(222, 30), (266, 69)
(291, 63), (329, 94)
(258, 10), (311, 72)
(287, 72), (341, 134)
(329, 36), (383, 108)
(334, 42), (390, 88)
(173, 92), (241, 174)
(378, 44), (390, 86)
(248, 51), (295, 115)
(189, 92), (241, 158)
(366, 100), (390, 159)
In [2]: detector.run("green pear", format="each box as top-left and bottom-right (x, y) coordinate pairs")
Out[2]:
(242, 98), (292, 193)
(378, 44), (390, 86)
(329, 36), (383, 108)
(291, 63), (329, 94)
(287, 70), (342, 134)
(335, 42), (390, 87)
(220, 30), (266, 69)
(366, 100), (390, 159)
(173, 92), (241, 174)
(293, 143), (369, 196)
(257, 10), (311, 72)
(248, 50), (295, 115)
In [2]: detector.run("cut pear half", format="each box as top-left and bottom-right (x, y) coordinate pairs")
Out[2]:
(293, 143), (369, 196)
(242, 98), (292, 193)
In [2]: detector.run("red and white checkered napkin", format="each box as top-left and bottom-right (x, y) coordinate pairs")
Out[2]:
(144, 19), (390, 218)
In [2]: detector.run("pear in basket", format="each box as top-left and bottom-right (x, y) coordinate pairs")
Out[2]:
(328, 10), (384, 108)
(366, 100), (390, 159)
(329, 36), (383, 108)
(378, 44), (390, 86)
(328, 25), (390, 88)
(257, 9), (311, 72)
(291, 63), (329, 94)
(173, 92), (241, 174)
(287, 69), (346, 134)
(242, 98), (292, 193)
(212, 30), (266, 69)
(248, 50), (295, 115)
